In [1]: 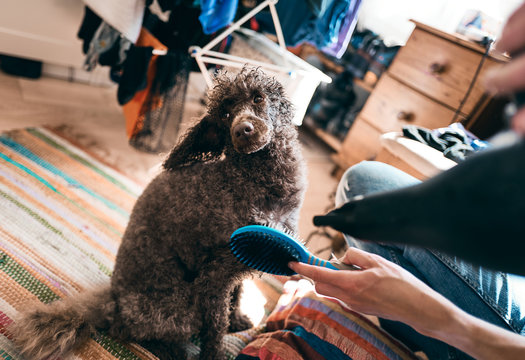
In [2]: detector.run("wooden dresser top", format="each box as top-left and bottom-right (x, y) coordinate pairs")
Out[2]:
(410, 20), (508, 62)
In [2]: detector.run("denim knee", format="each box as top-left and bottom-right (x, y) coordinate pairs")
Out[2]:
(335, 161), (420, 208)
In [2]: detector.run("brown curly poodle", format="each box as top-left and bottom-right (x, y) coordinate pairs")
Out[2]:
(10, 68), (307, 360)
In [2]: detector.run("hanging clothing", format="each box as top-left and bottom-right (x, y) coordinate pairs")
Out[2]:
(83, 0), (145, 42)
(256, 0), (313, 48)
(77, 6), (102, 54)
(78, 5), (205, 153)
(121, 28), (167, 139)
(256, 0), (361, 59)
(83, 22), (130, 71)
(120, 25), (191, 153)
(128, 51), (190, 152)
(78, 7), (133, 71)
(305, 0), (332, 17)
(321, 0), (362, 58)
(199, 0), (239, 34)
(98, 36), (132, 67)
(117, 46), (154, 106)
(148, 0), (172, 22)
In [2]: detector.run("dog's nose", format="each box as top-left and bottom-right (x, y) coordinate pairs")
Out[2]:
(233, 122), (254, 139)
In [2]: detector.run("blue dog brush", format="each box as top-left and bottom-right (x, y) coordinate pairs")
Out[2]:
(230, 225), (357, 275)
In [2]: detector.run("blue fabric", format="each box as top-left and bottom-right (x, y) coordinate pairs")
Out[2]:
(321, 0), (362, 58)
(256, 0), (357, 52)
(199, 0), (238, 34)
(305, 0), (332, 17)
(284, 326), (351, 359)
(335, 161), (525, 360)
(256, 0), (313, 47)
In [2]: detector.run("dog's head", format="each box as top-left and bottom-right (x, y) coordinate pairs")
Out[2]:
(164, 68), (294, 169)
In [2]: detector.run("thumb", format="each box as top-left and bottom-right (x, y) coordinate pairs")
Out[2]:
(340, 247), (377, 269)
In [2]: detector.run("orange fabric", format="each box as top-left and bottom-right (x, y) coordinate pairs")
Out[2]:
(267, 304), (391, 360)
(122, 28), (168, 139)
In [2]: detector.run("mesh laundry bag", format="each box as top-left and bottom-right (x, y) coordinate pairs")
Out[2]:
(122, 28), (191, 153)
(127, 52), (190, 153)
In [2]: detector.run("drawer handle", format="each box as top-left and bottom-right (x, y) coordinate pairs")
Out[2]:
(429, 62), (447, 75)
(397, 111), (414, 121)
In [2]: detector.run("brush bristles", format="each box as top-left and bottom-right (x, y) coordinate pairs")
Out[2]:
(259, 221), (306, 246)
(230, 231), (299, 275)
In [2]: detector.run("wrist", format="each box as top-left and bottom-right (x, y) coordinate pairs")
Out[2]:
(404, 290), (472, 345)
(414, 295), (469, 340)
(412, 300), (525, 359)
(425, 306), (473, 347)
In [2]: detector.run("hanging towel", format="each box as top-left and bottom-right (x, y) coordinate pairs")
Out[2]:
(83, 0), (145, 42)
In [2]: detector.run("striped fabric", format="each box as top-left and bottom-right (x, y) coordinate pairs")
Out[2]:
(0, 127), (157, 360)
(236, 280), (418, 360)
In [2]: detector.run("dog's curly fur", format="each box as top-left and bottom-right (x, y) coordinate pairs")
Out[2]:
(10, 68), (307, 360)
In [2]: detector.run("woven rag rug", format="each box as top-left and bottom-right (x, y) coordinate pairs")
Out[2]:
(0, 127), (158, 359)
(0, 127), (417, 360)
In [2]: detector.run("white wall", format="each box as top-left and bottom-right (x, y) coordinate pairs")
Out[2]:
(357, 0), (523, 46)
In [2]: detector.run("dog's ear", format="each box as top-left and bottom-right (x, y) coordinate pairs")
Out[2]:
(163, 116), (226, 170)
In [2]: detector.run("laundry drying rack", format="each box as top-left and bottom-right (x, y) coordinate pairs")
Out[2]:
(188, 0), (332, 126)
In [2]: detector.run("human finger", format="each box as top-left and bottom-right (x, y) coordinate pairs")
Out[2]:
(288, 261), (342, 283)
(484, 55), (525, 94)
(496, 2), (525, 54)
(313, 282), (355, 306)
(339, 247), (378, 269)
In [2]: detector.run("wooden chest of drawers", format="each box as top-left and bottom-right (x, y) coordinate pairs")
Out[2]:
(334, 21), (507, 170)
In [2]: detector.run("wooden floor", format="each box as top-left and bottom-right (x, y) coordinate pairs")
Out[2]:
(0, 70), (341, 257)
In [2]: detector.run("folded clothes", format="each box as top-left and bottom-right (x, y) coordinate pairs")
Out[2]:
(402, 123), (489, 162)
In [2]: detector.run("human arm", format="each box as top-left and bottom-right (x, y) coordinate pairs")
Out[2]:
(289, 247), (525, 359)
(484, 1), (525, 134)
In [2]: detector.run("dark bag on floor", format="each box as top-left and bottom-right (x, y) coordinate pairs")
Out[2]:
(0, 55), (42, 79)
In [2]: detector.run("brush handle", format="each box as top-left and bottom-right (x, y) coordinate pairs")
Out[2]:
(329, 260), (361, 271)
(305, 255), (359, 271)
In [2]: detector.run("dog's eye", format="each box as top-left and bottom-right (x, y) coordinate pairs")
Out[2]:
(253, 95), (263, 104)
(224, 113), (230, 119)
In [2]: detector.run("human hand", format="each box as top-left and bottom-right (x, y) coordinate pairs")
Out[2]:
(484, 2), (525, 134)
(288, 247), (458, 337)
(290, 248), (525, 359)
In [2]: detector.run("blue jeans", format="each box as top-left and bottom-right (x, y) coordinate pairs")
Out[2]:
(335, 161), (525, 359)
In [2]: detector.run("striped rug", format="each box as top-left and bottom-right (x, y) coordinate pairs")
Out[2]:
(0, 127), (157, 359)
